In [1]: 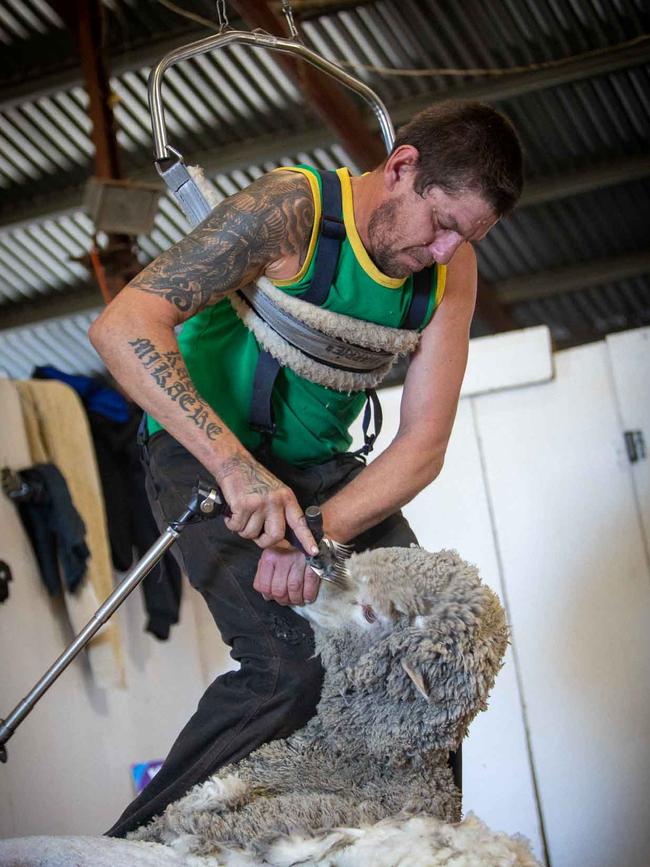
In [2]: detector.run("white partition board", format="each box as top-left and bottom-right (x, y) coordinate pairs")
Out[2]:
(371, 387), (544, 861)
(474, 342), (650, 867)
(606, 326), (650, 558)
(461, 325), (553, 398)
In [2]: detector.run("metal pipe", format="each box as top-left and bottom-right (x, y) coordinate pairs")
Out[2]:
(148, 30), (395, 161)
(0, 522), (184, 761)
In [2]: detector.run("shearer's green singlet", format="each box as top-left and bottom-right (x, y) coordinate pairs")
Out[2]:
(147, 166), (447, 466)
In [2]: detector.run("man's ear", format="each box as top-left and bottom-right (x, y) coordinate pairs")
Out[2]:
(384, 144), (420, 192)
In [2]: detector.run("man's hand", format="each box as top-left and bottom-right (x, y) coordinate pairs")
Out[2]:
(218, 453), (318, 554)
(253, 542), (320, 606)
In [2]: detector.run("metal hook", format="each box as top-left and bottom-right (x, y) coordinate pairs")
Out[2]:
(280, 0), (300, 41)
(215, 0), (229, 34)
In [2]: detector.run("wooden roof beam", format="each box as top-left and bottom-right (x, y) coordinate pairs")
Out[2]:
(495, 250), (650, 304)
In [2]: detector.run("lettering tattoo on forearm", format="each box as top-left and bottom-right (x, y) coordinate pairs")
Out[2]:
(129, 173), (314, 315)
(129, 337), (222, 440)
(219, 453), (281, 497)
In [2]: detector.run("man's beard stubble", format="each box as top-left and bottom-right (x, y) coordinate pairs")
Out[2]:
(366, 197), (411, 279)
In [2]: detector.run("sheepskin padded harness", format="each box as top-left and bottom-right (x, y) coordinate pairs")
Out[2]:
(236, 169), (434, 455)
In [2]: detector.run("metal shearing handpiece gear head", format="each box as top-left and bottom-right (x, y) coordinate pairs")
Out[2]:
(205, 484), (351, 587)
(303, 505), (352, 588)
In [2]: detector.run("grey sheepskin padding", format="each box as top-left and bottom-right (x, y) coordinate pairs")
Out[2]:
(129, 547), (516, 864)
(0, 815), (541, 866)
(230, 281), (418, 392)
(241, 280), (420, 357)
(188, 165), (420, 393)
(0, 835), (187, 866)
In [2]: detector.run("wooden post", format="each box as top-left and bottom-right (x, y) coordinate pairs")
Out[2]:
(54, 0), (142, 301)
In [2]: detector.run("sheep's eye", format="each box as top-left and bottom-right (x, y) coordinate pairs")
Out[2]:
(362, 604), (377, 623)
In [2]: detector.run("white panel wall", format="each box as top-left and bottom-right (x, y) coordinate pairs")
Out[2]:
(475, 340), (650, 867)
(606, 328), (650, 557)
(367, 326), (650, 867)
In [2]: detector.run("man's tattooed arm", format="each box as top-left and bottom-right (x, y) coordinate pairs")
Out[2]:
(129, 337), (222, 441)
(128, 171), (315, 317)
(89, 172), (320, 555)
(128, 338), (285, 498)
(219, 453), (281, 497)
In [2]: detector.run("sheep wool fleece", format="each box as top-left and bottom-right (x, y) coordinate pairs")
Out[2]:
(130, 547), (512, 864)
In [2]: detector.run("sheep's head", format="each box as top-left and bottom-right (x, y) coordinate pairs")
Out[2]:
(302, 547), (508, 765)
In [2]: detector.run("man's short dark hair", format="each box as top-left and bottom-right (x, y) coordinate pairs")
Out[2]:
(393, 100), (524, 216)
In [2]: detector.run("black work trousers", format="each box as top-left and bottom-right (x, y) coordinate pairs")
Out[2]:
(106, 431), (418, 837)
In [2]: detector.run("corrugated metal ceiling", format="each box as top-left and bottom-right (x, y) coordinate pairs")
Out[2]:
(0, 0), (649, 375)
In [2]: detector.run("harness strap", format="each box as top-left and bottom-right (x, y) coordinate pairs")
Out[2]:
(238, 284), (393, 372)
(249, 350), (281, 446)
(249, 169), (346, 446)
(402, 265), (432, 330)
(354, 387), (383, 457)
(300, 170), (346, 306)
(156, 156), (212, 227)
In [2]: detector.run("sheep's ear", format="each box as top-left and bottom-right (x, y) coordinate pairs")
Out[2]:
(401, 658), (430, 700)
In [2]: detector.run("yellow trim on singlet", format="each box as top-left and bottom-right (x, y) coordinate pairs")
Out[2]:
(270, 167), (322, 287)
(435, 263), (447, 307)
(270, 164), (445, 309)
(336, 166), (406, 290)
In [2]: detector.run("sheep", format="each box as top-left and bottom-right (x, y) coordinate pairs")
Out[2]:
(0, 545), (540, 866)
(122, 546), (540, 866)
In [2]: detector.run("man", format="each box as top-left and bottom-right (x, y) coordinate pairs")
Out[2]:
(93, 100), (523, 836)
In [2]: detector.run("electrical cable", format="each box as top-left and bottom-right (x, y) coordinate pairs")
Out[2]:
(155, 0), (650, 80)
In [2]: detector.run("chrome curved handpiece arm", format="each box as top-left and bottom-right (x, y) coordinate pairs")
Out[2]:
(148, 29), (395, 163)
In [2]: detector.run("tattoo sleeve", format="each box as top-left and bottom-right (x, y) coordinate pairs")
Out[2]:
(128, 172), (314, 316)
(129, 337), (222, 441)
(219, 453), (281, 496)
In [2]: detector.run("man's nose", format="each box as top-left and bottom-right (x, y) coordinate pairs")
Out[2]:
(428, 231), (464, 264)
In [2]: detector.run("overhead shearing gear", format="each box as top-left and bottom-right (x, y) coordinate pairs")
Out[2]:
(144, 8), (403, 457)
(147, 12), (395, 230)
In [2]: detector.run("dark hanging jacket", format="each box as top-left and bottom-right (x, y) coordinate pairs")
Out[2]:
(33, 366), (182, 640)
(16, 463), (89, 596)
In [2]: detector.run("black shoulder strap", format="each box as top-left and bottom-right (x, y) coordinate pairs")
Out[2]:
(249, 350), (281, 447)
(300, 169), (346, 306)
(353, 388), (383, 458)
(248, 170), (347, 447)
(402, 266), (433, 331)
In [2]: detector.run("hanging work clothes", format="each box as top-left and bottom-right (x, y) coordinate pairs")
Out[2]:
(146, 166), (446, 465)
(33, 365), (131, 423)
(16, 379), (123, 688)
(14, 463), (89, 596)
(0, 560), (11, 603)
(32, 366), (183, 641)
(89, 409), (182, 641)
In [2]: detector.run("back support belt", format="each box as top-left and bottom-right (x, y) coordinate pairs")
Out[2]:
(238, 284), (394, 372)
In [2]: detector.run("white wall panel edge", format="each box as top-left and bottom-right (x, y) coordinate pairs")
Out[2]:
(473, 339), (650, 866)
(605, 326), (650, 565)
(461, 325), (553, 399)
(469, 396), (551, 866)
